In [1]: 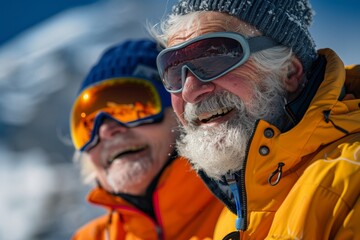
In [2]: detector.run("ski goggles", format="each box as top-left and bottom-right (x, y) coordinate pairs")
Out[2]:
(157, 32), (280, 93)
(70, 77), (171, 151)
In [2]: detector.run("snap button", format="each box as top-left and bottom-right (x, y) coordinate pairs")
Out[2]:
(264, 128), (274, 138)
(259, 146), (270, 156)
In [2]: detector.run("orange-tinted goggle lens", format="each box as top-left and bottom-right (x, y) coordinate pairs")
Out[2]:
(70, 78), (162, 150)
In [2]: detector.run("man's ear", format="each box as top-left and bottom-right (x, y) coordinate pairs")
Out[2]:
(284, 57), (303, 93)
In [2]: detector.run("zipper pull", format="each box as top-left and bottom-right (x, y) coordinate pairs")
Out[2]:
(226, 174), (244, 231)
(268, 162), (285, 186)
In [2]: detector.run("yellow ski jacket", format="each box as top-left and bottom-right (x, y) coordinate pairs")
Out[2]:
(210, 49), (360, 239)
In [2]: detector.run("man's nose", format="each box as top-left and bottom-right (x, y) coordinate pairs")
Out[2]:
(181, 71), (215, 104)
(98, 118), (128, 139)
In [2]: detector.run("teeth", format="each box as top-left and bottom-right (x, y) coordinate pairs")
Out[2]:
(198, 107), (231, 122)
(198, 113), (213, 121)
(109, 145), (146, 163)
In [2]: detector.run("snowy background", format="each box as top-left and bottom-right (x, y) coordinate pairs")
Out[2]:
(0, 0), (359, 239)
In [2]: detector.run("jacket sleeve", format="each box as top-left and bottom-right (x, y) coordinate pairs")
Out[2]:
(334, 194), (360, 239)
(267, 140), (360, 239)
(71, 214), (125, 240)
(71, 215), (109, 240)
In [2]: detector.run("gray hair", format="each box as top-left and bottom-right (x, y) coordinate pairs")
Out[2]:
(149, 11), (295, 82)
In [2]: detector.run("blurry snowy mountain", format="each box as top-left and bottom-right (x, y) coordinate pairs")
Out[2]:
(0, 0), (174, 239)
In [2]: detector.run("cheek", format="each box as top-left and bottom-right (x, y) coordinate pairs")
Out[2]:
(88, 149), (103, 168)
(215, 73), (255, 102)
(171, 94), (187, 125)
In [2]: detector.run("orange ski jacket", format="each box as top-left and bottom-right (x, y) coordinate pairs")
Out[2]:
(72, 157), (224, 240)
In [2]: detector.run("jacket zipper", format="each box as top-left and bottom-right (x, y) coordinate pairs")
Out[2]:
(155, 225), (163, 240)
(233, 120), (260, 232)
(226, 174), (244, 231)
(153, 191), (164, 240)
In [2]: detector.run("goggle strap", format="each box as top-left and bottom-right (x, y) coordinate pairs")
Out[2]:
(248, 36), (280, 53)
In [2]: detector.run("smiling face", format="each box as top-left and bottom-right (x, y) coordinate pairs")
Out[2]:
(87, 108), (178, 195)
(166, 12), (294, 179)
(167, 12), (265, 126)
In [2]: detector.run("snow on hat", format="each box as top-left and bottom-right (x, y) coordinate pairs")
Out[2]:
(172, 0), (318, 71)
(78, 39), (171, 107)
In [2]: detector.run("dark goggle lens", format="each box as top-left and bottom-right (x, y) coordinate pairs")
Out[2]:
(70, 78), (162, 150)
(158, 37), (244, 92)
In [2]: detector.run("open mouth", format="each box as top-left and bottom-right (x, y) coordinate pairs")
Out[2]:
(198, 107), (233, 123)
(108, 145), (147, 164)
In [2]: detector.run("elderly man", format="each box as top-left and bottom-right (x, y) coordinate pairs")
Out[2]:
(69, 39), (223, 240)
(152, 0), (360, 239)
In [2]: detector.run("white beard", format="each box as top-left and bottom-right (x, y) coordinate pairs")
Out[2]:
(100, 136), (155, 194)
(106, 158), (152, 194)
(177, 73), (286, 180)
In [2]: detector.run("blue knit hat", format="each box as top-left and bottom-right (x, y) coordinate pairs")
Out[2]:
(171, 0), (318, 71)
(78, 39), (171, 108)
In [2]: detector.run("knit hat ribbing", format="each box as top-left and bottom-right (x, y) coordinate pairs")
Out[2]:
(172, 0), (317, 71)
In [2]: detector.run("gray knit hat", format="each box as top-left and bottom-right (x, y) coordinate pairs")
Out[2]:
(172, 0), (318, 71)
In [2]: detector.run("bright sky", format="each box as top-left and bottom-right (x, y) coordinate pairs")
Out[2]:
(310, 0), (360, 65)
